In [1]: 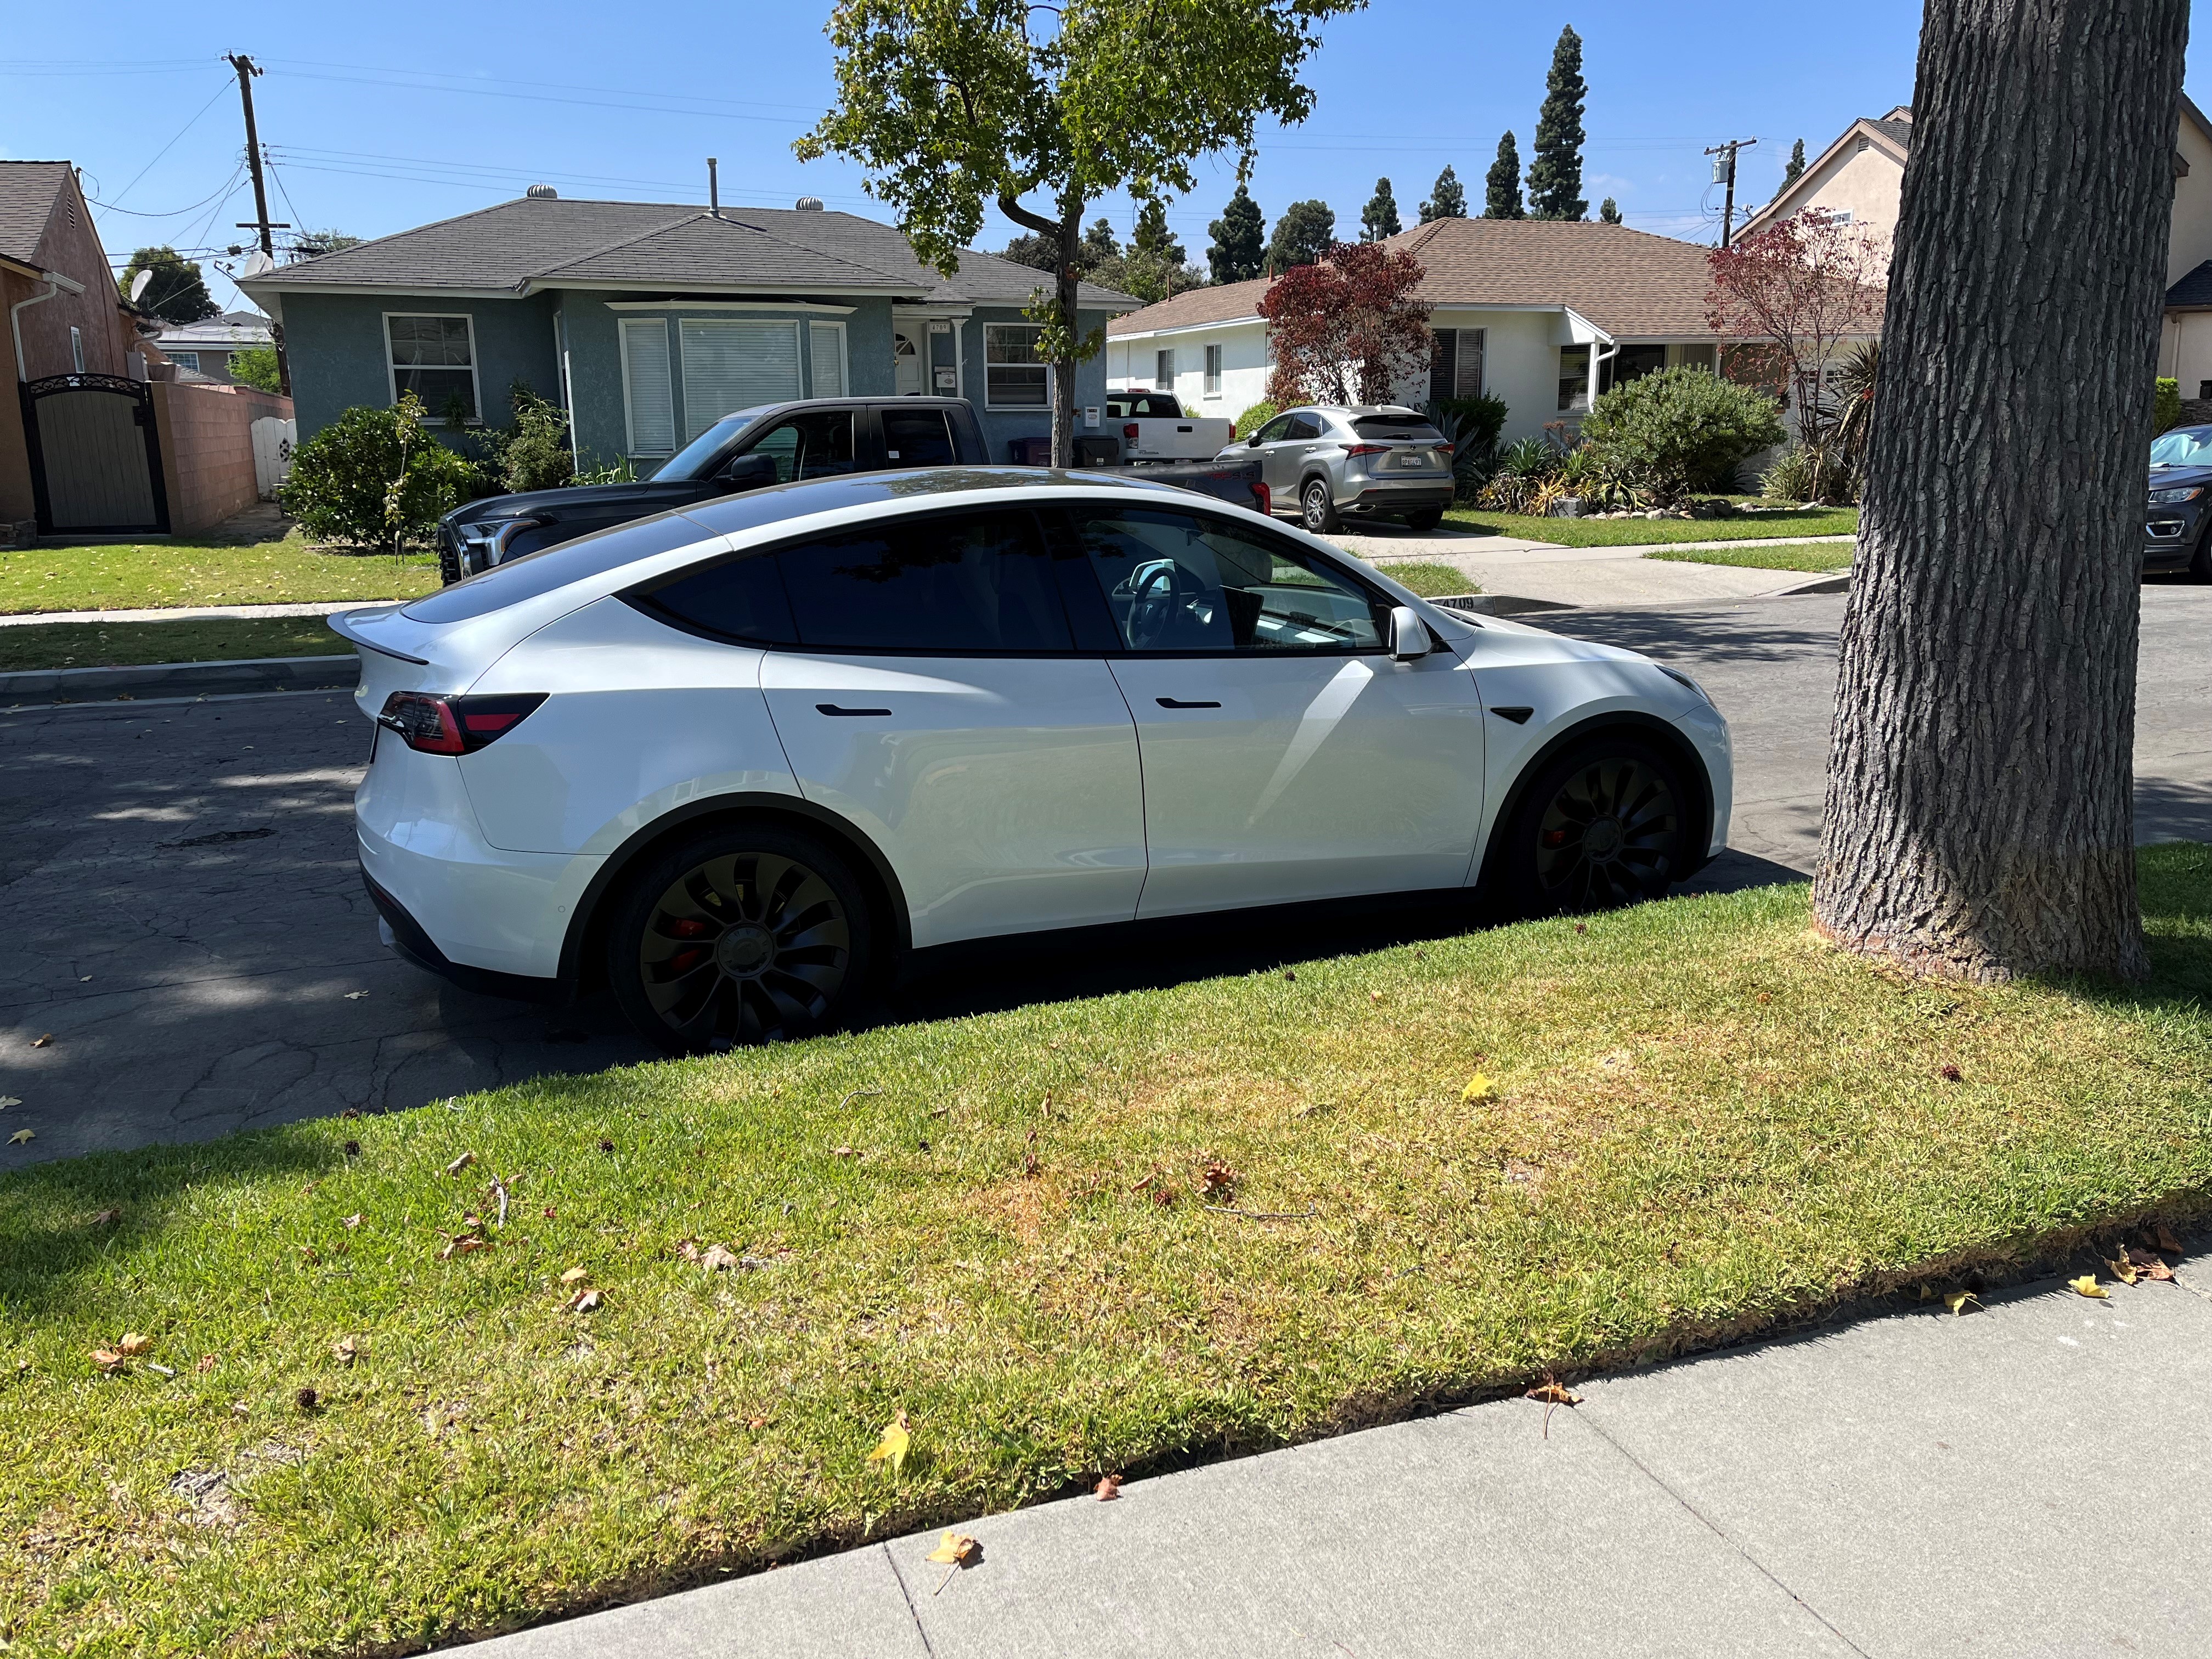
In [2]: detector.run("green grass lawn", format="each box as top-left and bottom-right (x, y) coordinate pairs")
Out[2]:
(1644, 541), (1857, 574)
(1443, 505), (1858, 547)
(1369, 560), (1481, 597)
(1, 537), (439, 616)
(8, 852), (2210, 1655)
(0, 616), (350, 673)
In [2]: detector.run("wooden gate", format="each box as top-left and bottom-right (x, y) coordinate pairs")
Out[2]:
(19, 374), (170, 535)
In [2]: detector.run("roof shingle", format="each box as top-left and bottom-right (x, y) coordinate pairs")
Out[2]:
(0, 161), (72, 268)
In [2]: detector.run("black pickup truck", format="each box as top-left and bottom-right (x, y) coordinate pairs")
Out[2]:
(437, 397), (1269, 581)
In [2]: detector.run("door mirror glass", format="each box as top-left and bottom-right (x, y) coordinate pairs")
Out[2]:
(1388, 605), (1429, 661)
(719, 451), (780, 490)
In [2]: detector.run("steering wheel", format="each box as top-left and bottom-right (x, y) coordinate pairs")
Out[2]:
(1125, 561), (1186, 649)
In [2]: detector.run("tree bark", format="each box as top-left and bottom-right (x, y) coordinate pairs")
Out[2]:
(1054, 201), (1081, 469)
(1814, 0), (2187, 981)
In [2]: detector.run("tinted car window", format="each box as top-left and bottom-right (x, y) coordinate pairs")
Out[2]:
(1351, 416), (1443, 441)
(653, 409), (769, 481)
(406, 510), (728, 623)
(1072, 506), (1385, 654)
(749, 411), (856, 482)
(1285, 413), (1324, 441)
(777, 509), (1072, 652)
(1252, 415), (1296, 444)
(1107, 392), (1183, 417)
(882, 407), (956, 465)
(637, 550), (797, 644)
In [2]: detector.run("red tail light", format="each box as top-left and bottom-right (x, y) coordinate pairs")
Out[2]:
(1343, 443), (1390, 458)
(1435, 443), (1455, 456)
(1251, 482), (1272, 515)
(1122, 423), (1141, 441)
(378, 692), (548, 755)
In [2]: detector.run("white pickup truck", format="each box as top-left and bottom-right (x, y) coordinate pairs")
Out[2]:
(1105, 389), (1236, 464)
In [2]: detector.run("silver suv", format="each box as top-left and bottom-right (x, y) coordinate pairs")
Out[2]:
(1221, 404), (1455, 534)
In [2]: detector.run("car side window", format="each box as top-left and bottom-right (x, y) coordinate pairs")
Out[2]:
(635, 551), (798, 645)
(745, 411), (856, 483)
(1071, 506), (1386, 654)
(1252, 414), (1296, 445)
(775, 509), (1073, 652)
(1285, 413), (1323, 441)
(882, 407), (956, 465)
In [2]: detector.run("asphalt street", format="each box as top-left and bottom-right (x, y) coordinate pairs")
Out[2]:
(4, 582), (2210, 1165)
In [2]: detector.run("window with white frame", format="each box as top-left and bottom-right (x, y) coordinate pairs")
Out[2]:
(386, 314), (478, 422)
(808, 320), (847, 397)
(1155, 348), (1175, 390)
(1430, 328), (1486, 400)
(1558, 344), (1592, 413)
(985, 324), (1048, 407)
(620, 317), (675, 455)
(167, 350), (200, 374)
(1204, 343), (1222, 396)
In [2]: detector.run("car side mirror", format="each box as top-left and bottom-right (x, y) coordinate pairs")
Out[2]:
(1389, 605), (1429, 662)
(719, 452), (778, 489)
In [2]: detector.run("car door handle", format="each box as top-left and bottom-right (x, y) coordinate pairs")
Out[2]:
(1155, 697), (1221, 709)
(816, 703), (892, 717)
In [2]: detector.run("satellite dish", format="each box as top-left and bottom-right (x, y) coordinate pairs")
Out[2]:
(128, 268), (153, 302)
(241, 249), (275, 279)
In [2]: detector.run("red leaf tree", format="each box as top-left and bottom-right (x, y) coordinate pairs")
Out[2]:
(1705, 210), (1884, 494)
(1258, 241), (1432, 406)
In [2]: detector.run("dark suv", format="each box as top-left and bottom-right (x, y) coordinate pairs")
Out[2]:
(2147, 422), (2212, 579)
(438, 398), (987, 580)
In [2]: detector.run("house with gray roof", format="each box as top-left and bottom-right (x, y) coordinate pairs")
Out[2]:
(240, 190), (1137, 468)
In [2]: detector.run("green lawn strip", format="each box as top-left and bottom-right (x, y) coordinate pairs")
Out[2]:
(1442, 505), (1858, 547)
(8, 850), (2212, 1655)
(1368, 560), (1481, 597)
(1, 538), (438, 615)
(1643, 541), (1857, 574)
(0, 617), (351, 673)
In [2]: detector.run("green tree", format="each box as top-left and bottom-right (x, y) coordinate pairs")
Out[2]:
(1420, 163), (1467, 221)
(1527, 24), (1588, 221)
(1482, 135), (1523, 219)
(1359, 177), (1401, 241)
(227, 342), (281, 393)
(1081, 216), (1123, 268)
(1784, 138), (1807, 184)
(1208, 182), (1267, 282)
(1599, 197), (1623, 224)
(1131, 198), (1186, 266)
(797, 0), (1364, 466)
(1267, 198), (1336, 269)
(286, 229), (363, 262)
(998, 231), (1061, 271)
(119, 246), (217, 325)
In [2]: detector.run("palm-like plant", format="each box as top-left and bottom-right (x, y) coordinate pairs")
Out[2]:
(1830, 341), (1881, 496)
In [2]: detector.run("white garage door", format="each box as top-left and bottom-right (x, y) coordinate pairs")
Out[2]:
(680, 319), (802, 441)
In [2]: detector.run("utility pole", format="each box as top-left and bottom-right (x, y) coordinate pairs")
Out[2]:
(1705, 137), (1758, 248)
(225, 53), (292, 393)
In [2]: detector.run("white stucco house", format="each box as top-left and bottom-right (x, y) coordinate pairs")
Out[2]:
(1104, 217), (1765, 445)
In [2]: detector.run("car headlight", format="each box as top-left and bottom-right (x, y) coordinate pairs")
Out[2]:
(1655, 663), (1713, 706)
(456, 516), (545, 573)
(2149, 486), (2204, 504)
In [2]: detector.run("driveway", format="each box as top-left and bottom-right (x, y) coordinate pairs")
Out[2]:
(5, 583), (2209, 1166)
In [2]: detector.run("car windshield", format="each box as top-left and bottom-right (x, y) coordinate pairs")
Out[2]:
(2150, 426), (2212, 469)
(652, 411), (768, 481)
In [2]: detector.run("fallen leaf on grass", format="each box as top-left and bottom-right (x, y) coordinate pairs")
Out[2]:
(90, 1207), (121, 1226)
(926, 1530), (981, 1593)
(866, 1411), (912, 1477)
(559, 1266), (590, 1285)
(1094, 1474), (1122, 1501)
(1199, 1160), (1239, 1198)
(1938, 1063), (1963, 1082)
(564, 1288), (602, 1313)
(445, 1152), (476, 1176)
(2067, 1275), (2109, 1300)
(91, 1348), (125, 1372)
(1944, 1291), (1979, 1316)
(700, 1244), (740, 1273)
(342, 1214), (362, 1229)
(295, 1387), (320, 1414)
(8, 1129), (33, 1146)
(1461, 1074), (1497, 1103)
(332, 1336), (357, 1367)
(117, 1333), (153, 1357)
(195, 1356), (217, 1374)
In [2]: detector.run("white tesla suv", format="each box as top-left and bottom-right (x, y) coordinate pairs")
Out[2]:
(333, 469), (1731, 1053)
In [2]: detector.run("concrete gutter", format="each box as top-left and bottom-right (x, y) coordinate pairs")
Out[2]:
(0, 654), (358, 707)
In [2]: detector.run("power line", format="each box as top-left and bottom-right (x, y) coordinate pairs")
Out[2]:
(103, 77), (235, 208)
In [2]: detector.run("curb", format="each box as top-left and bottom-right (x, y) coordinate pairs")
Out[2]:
(0, 654), (360, 707)
(1430, 593), (1575, 618)
(1778, 572), (1852, 596)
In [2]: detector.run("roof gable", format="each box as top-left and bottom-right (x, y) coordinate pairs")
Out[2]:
(535, 212), (913, 290)
(0, 161), (76, 268)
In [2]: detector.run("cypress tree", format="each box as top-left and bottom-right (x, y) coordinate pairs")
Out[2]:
(1482, 133), (1524, 219)
(1599, 198), (1622, 224)
(1266, 199), (1336, 269)
(1131, 198), (1186, 267)
(1419, 165), (1467, 222)
(1207, 183), (1267, 283)
(1360, 177), (1402, 241)
(1784, 137), (1807, 183)
(1527, 24), (1589, 221)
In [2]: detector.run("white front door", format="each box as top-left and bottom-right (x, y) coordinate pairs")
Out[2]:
(756, 505), (1145, 946)
(1064, 500), (1486, 915)
(893, 331), (924, 397)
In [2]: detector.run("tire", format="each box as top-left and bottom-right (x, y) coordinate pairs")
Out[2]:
(1404, 507), (1444, 533)
(2190, 524), (2212, 583)
(606, 823), (875, 1054)
(1492, 736), (1695, 917)
(1301, 477), (1342, 534)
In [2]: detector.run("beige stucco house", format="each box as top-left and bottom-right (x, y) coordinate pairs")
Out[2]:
(1746, 98), (2212, 398)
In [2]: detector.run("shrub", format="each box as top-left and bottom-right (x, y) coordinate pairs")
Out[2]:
(1759, 444), (1824, 503)
(1424, 392), (1508, 499)
(227, 342), (281, 394)
(2157, 376), (2183, 433)
(279, 396), (476, 550)
(478, 384), (576, 495)
(1578, 366), (1786, 503)
(1233, 400), (1279, 440)
(1477, 434), (1564, 513)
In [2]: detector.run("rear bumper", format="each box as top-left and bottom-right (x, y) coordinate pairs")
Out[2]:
(1339, 484), (1454, 515)
(362, 867), (562, 1003)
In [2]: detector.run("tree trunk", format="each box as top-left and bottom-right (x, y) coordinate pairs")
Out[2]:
(1054, 203), (1081, 469)
(1814, 0), (2186, 981)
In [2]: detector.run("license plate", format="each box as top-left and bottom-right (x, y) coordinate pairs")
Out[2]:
(1397, 451), (1430, 469)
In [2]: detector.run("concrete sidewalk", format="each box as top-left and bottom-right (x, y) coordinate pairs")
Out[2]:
(1330, 526), (1853, 610)
(466, 1256), (2211, 1658)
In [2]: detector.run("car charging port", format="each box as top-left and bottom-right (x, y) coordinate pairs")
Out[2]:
(377, 692), (549, 755)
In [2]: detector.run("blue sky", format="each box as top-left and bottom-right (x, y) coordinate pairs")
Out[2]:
(5, 0), (2170, 311)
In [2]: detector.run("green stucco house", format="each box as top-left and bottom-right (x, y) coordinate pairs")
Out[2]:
(240, 189), (1135, 468)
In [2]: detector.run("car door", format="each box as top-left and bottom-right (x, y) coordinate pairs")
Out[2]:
(1254, 411), (1317, 502)
(754, 506), (1146, 947)
(741, 408), (859, 483)
(879, 404), (958, 466)
(1065, 501), (1485, 916)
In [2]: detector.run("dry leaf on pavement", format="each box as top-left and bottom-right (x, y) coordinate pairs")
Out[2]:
(2124, 1248), (2176, 1282)
(1944, 1290), (1979, 1316)
(32, 1034), (52, 1048)
(2105, 1254), (2140, 1285)
(866, 1410), (912, 1477)
(926, 1530), (981, 1594)
(1095, 1474), (1122, 1501)
(2147, 1224), (2186, 1256)
(2067, 1275), (2109, 1299)
(8, 1129), (33, 1145)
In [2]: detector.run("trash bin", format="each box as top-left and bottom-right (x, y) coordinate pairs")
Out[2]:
(1073, 435), (1122, 469)
(1007, 435), (1052, 466)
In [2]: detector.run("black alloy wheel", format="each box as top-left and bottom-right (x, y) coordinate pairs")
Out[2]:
(608, 826), (871, 1054)
(1302, 478), (1342, 533)
(1503, 738), (1690, 915)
